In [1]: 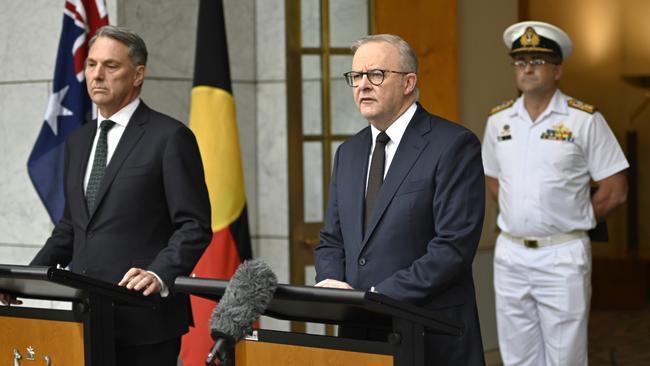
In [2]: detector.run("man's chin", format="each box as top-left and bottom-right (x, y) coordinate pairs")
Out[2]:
(90, 95), (108, 105)
(359, 106), (378, 119)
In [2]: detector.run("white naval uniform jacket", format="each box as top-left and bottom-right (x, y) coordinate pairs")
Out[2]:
(482, 89), (629, 238)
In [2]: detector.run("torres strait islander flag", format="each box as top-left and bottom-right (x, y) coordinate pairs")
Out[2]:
(180, 0), (253, 364)
(27, 0), (108, 223)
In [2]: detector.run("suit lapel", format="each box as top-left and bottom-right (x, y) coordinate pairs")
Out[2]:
(88, 102), (149, 220)
(362, 106), (430, 247)
(349, 128), (372, 247)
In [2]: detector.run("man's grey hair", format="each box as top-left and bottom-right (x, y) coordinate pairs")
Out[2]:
(89, 25), (148, 67)
(351, 34), (418, 74)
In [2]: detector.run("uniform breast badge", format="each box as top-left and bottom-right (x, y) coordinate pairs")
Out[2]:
(498, 124), (512, 141)
(541, 122), (574, 142)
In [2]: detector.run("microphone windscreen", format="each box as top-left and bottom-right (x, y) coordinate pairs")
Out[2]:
(209, 259), (278, 341)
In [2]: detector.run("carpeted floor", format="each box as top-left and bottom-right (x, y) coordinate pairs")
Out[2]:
(486, 307), (650, 365)
(589, 307), (650, 365)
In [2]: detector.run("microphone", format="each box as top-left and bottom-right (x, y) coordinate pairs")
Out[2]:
(206, 259), (278, 365)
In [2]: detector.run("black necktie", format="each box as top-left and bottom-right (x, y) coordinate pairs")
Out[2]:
(86, 120), (116, 212)
(365, 131), (390, 230)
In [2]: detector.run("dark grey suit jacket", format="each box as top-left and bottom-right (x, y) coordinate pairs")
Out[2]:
(315, 104), (486, 365)
(32, 101), (212, 345)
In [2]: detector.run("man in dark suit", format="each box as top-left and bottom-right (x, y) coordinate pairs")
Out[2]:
(314, 34), (486, 365)
(1, 26), (211, 365)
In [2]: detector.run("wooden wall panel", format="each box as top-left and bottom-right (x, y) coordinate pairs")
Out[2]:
(375, 0), (459, 122)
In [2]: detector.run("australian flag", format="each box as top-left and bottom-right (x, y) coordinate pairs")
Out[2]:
(27, 0), (108, 223)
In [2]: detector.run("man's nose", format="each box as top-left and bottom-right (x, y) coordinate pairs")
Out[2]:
(358, 73), (372, 88)
(89, 65), (105, 80)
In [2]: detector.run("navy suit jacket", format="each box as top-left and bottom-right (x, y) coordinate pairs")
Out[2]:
(31, 101), (212, 345)
(315, 104), (485, 365)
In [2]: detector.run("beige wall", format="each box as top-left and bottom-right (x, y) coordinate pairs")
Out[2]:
(458, 0), (519, 351)
(459, 0), (519, 251)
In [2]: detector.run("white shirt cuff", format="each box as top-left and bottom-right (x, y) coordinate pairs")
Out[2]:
(147, 271), (169, 297)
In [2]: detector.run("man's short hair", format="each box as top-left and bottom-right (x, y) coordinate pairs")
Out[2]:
(351, 34), (418, 74)
(89, 25), (148, 67)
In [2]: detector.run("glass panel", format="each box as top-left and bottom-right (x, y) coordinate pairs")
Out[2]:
(303, 142), (324, 222)
(302, 55), (322, 135)
(302, 55), (322, 80)
(330, 55), (368, 135)
(304, 264), (317, 285)
(302, 81), (322, 135)
(329, 0), (368, 48)
(301, 0), (321, 47)
(330, 53), (352, 77)
(306, 320), (327, 335)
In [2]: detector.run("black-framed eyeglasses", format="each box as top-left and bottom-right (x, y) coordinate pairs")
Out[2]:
(343, 69), (413, 87)
(511, 58), (557, 68)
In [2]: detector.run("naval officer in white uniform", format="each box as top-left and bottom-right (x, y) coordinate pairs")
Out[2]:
(482, 20), (629, 366)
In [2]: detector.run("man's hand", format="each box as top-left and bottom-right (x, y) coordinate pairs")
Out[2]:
(315, 279), (354, 289)
(0, 292), (22, 306)
(118, 268), (162, 296)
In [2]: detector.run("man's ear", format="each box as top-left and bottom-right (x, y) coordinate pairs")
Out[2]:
(404, 73), (417, 95)
(134, 65), (146, 87)
(554, 64), (563, 81)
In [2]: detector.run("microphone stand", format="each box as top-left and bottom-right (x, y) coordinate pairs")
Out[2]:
(206, 331), (235, 366)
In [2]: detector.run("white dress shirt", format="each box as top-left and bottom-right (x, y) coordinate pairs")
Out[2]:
(83, 98), (140, 193)
(365, 102), (417, 192)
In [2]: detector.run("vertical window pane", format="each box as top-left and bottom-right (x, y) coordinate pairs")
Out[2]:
(330, 55), (367, 135)
(302, 56), (322, 135)
(301, 0), (321, 47)
(329, 0), (368, 48)
(303, 142), (324, 222)
(302, 81), (322, 135)
(302, 55), (322, 79)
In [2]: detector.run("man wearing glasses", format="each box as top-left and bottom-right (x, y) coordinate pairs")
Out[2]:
(315, 34), (486, 365)
(482, 21), (628, 365)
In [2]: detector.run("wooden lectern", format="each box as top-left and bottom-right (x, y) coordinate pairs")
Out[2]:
(0, 264), (153, 366)
(175, 277), (461, 366)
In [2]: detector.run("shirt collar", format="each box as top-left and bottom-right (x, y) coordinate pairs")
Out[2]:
(513, 89), (567, 121)
(97, 98), (141, 128)
(370, 102), (417, 146)
(550, 89), (569, 115)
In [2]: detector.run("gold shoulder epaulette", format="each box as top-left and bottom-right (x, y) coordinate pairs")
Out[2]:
(568, 99), (596, 114)
(489, 99), (515, 116)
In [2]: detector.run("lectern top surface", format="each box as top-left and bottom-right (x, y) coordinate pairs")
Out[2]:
(0, 264), (154, 306)
(174, 276), (461, 335)
(0, 265), (82, 301)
